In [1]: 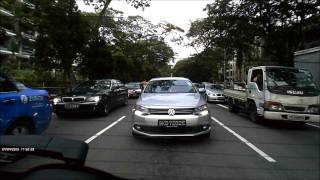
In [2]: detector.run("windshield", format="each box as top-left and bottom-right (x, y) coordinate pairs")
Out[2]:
(208, 84), (224, 90)
(74, 80), (111, 91)
(13, 81), (27, 90)
(125, 83), (140, 89)
(144, 80), (196, 93)
(266, 68), (319, 96)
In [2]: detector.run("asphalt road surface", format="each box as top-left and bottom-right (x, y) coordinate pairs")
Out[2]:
(2, 99), (320, 180)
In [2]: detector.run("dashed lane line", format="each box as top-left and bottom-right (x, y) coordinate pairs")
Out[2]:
(85, 116), (126, 144)
(211, 116), (277, 163)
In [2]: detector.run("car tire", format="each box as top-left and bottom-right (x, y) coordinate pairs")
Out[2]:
(6, 121), (34, 135)
(122, 95), (128, 106)
(249, 103), (262, 123)
(99, 101), (110, 116)
(205, 95), (210, 103)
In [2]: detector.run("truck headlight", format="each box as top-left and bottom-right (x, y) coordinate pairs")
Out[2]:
(53, 97), (61, 105)
(307, 105), (320, 114)
(194, 104), (208, 115)
(135, 105), (149, 115)
(263, 101), (284, 111)
(86, 96), (101, 102)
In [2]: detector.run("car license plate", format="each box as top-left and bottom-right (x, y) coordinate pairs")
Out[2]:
(64, 103), (79, 109)
(158, 120), (186, 127)
(288, 114), (305, 121)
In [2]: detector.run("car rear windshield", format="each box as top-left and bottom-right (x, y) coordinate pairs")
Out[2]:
(144, 80), (196, 93)
(74, 80), (111, 91)
(125, 83), (141, 89)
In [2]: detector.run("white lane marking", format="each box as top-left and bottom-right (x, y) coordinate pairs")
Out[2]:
(306, 123), (320, 128)
(211, 116), (276, 163)
(85, 116), (126, 144)
(216, 104), (229, 109)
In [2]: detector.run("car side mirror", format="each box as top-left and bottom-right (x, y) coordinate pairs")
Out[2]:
(198, 88), (205, 93)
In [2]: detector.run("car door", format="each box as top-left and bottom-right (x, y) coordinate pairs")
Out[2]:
(0, 76), (19, 134)
(110, 81), (119, 108)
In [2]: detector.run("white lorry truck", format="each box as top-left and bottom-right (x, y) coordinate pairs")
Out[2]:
(224, 66), (320, 126)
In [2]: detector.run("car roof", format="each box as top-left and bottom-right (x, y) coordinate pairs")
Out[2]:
(149, 77), (191, 81)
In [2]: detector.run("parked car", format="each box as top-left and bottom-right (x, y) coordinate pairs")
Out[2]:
(53, 79), (128, 117)
(204, 84), (225, 103)
(0, 74), (52, 135)
(125, 82), (142, 98)
(131, 77), (211, 137)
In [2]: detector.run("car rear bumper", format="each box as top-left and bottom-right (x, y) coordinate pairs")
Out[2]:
(264, 111), (320, 123)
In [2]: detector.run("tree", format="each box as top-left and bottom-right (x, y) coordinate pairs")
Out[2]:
(188, 0), (320, 70)
(33, 0), (90, 85)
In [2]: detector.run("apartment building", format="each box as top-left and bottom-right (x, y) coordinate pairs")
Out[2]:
(0, 0), (36, 69)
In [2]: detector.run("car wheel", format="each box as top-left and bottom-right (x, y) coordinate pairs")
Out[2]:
(6, 121), (34, 135)
(123, 96), (128, 106)
(249, 103), (261, 123)
(99, 101), (110, 116)
(205, 95), (209, 103)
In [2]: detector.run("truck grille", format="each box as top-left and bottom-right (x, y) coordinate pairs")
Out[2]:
(284, 106), (305, 112)
(62, 97), (85, 103)
(149, 108), (195, 115)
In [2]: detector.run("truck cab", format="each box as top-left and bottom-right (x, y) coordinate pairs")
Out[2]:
(0, 74), (52, 135)
(246, 66), (320, 123)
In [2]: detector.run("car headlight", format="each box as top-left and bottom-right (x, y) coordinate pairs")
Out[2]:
(135, 105), (149, 115)
(86, 96), (101, 102)
(53, 97), (61, 105)
(307, 105), (320, 114)
(194, 104), (208, 115)
(263, 101), (284, 111)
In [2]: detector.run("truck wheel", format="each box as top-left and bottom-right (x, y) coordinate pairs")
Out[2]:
(249, 103), (261, 123)
(228, 100), (239, 113)
(6, 121), (34, 135)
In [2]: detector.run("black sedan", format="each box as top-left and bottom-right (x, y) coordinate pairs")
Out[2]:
(53, 79), (128, 117)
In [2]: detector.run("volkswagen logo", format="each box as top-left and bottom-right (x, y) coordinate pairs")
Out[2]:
(168, 108), (175, 116)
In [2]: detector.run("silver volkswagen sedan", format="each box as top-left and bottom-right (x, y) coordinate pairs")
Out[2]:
(131, 77), (211, 137)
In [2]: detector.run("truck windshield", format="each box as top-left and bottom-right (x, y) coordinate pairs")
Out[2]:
(266, 68), (319, 96)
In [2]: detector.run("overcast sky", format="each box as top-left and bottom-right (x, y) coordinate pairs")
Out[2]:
(77, 0), (212, 63)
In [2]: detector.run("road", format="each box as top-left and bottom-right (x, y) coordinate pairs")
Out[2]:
(2, 99), (320, 180)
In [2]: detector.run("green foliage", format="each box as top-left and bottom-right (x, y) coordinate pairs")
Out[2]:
(33, 0), (90, 84)
(188, 0), (320, 67)
(173, 48), (223, 82)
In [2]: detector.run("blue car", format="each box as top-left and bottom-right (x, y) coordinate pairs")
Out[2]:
(0, 74), (52, 135)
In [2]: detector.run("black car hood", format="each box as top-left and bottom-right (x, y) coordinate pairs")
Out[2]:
(63, 89), (109, 97)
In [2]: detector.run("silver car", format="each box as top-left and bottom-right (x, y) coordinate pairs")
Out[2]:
(131, 77), (211, 137)
(204, 84), (225, 103)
